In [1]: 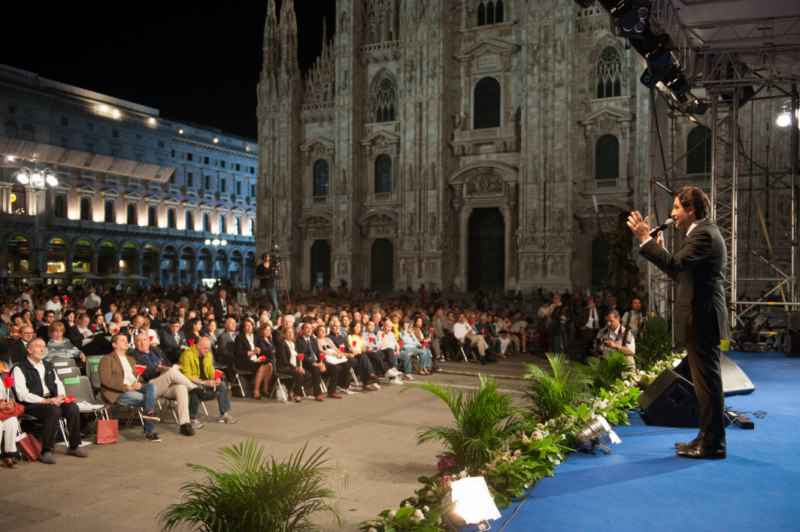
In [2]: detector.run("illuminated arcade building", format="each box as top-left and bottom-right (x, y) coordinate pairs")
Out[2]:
(0, 64), (257, 287)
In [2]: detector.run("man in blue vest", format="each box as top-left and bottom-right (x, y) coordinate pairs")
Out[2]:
(12, 338), (87, 464)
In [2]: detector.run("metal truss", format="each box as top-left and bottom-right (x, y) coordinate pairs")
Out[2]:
(647, 1), (800, 334)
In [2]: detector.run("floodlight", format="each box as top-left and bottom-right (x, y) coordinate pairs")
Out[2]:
(577, 415), (621, 454)
(450, 476), (501, 529)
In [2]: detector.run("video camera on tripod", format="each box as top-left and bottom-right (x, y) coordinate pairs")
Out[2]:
(268, 243), (282, 276)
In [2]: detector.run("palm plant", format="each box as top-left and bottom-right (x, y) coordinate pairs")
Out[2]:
(416, 375), (521, 474)
(160, 440), (340, 532)
(575, 351), (632, 393)
(524, 353), (590, 422)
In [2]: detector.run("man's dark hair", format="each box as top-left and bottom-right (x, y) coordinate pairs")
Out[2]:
(606, 309), (620, 319)
(676, 186), (711, 219)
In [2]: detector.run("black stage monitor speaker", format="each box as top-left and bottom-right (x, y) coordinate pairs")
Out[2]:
(638, 368), (700, 427)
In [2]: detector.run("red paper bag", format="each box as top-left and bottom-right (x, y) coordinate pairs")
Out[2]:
(96, 418), (119, 445)
(18, 433), (42, 461)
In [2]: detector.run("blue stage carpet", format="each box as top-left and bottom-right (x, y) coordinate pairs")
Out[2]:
(498, 351), (800, 532)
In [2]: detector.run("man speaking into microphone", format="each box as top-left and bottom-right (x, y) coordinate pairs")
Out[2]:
(627, 186), (729, 459)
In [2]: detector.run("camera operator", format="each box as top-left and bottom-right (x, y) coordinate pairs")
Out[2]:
(594, 310), (635, 370)
(255, 252), (279, 312)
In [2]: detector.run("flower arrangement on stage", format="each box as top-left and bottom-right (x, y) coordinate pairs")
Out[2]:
(360, 349), (683, 532)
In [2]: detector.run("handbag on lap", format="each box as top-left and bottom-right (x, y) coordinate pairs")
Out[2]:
(0, 402), (24, 421)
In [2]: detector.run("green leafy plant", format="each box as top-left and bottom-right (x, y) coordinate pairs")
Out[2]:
(524, 353), (590, 422)
(635, 316), (672, 370)
(159, 440), (340, 532)
(575, 351), (632, 393)
(415, 375), (522, 474)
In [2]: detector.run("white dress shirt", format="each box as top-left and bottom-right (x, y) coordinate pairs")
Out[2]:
(12, 358), (66, 403)
(118, 354), (137, 386)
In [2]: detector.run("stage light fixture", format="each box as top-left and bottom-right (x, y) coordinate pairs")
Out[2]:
(15, 170), (29, 185)
(450, 476), (501, 530)
(6, 155), (15, 162)
(611, 0), (651, 38)
(577, 415), (621, 454)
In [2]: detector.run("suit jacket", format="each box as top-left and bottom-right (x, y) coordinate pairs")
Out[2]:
(212, 298), (228, 321)
(639, 219), (729, 344)
(233, 333), (258, 361)
(216, 330), (238, 362)
(275, 339), (297, 374)
(295, 335), (319, 363)
(10, 339), (30, 364)
(98, 353), (140, 404)
(159, 328), (187, 360)
(576, 307), (604, 331)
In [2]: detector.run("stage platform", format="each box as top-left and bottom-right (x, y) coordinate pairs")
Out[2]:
(497, 351), (800, 532)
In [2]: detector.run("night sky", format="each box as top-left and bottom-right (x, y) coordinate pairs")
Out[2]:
(0, 1), (336, 139)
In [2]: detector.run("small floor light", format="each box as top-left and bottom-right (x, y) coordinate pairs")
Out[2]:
(450, 476), (501, 530)
(577, 415), (622, 454)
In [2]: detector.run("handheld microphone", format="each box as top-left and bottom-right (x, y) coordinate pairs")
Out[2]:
(649, 218), (674, 237)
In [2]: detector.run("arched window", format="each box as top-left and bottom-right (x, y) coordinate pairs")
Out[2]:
(313, 159), (329, 197)
(104, 200), (114, 223)
(148, 206), (157, 227)
(203, 213), (210, 232)
(596, 47), (622, 99)
(80, 198), (91, 221)
(4, 121), (18, 138)
(185, 210), (194, 231)
(249, 218), (255, 236)
(21, 125), (35, 141)
(373, 77), (396, 123)
(595, 135), (619, 180)
(234, 217), (242, 235)
(477, 1), (503, 26)
(374, 154), (392, 193)
(474, 77), (501, 129)
(127, 204), (137, 225)
(54, 195), (66, 219)
(686, 126), (712, 174)
(167, 208), (176, 229)
(219, 215), (227, 234)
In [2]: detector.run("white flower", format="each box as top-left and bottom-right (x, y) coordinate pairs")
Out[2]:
(423, 505), (430, 512)
(459, 470), (468, 478)
(388, 510), (396, 518)
(414, 509), (425, 520)
(547, 419), (556, 428)
(532, 430), (544, 441)
(514, 449), (522, 457)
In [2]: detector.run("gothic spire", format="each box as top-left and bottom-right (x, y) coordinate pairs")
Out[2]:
(262, 0), (279, 68)
(278, 0), (299, 73)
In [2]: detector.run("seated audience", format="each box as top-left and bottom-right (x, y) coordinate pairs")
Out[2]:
(234, 318), (273, 399)
(179, 337), (236, 425)
(99, 334), (162, 442)
(275, 326), (310, 403)
(0, 358), (20, 468)
(399, 321), (432, 375)
(297, 322), (342, 401)
(45, 321), (86, 364)
(159, 318), (188, 364)
(12, 338), (88, 463)
(129, 332), (197, 436)
(10, 325), (36, 364)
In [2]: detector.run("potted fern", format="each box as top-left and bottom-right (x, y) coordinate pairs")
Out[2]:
(523, 353), (591, 422)
(160, 440), (341, 532)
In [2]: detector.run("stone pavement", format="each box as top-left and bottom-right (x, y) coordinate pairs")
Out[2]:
(0, 355), (540, 531)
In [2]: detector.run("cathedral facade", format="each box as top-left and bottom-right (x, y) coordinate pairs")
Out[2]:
(256, 0), (653, 293)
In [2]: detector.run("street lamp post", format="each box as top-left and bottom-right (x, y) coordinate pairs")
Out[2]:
(16, 167), (58, 279)
(204, 238), (229, 285)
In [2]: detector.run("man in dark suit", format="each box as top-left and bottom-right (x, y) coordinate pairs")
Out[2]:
(212, 289), (229, 322)
(575, 297), (603, 357)
(10, 325), (36, 364)
(628, 186), (729, 459)
(159, 318), (189, 364)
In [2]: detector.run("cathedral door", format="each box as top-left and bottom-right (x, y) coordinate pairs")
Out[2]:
(591, 234), (610, 291)
(468, 208), (505, 291)
(310, 240), (331, 289)
(371, 239), (393, 291)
